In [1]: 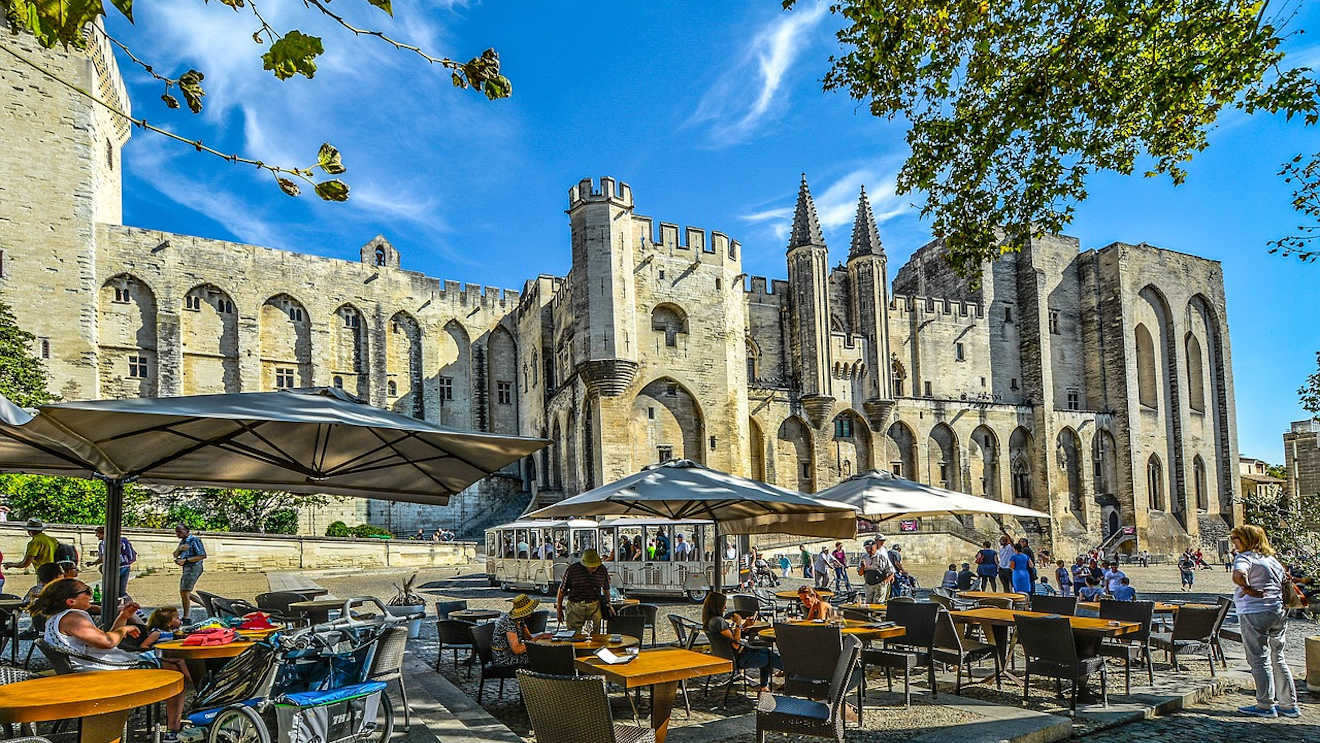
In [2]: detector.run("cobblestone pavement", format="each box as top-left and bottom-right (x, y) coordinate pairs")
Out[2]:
(1075, 682), (1318, 742)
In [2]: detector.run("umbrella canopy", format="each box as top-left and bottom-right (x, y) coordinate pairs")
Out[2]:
(0, 387), (546, 503)
(813, 469), (1052, 523)
(0, 387), (547, 622)
(528, 459), (858, 539)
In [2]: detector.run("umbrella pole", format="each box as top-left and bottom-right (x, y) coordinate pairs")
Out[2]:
(99, 477), (124, 630)
(712, 522), (721, 593)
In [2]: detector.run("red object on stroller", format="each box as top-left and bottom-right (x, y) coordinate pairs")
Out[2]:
(183, 627), (238, 646)
(239, 612), (277, 631)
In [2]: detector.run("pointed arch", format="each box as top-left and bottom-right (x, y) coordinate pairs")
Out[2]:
(969, 425), (1000, 501)
(1057, 427), (1084, 522)
(650, 303), (688, 348)
(830, 409), (871, 483)
(884, 420), (917, 481)
(181, 283), (239, 394)
(891, 358), (907, 397)
(1185, 333), (1205, 412)
(1147, 453), (1165, 511)
(99, 273), (158, 398)
(749, 417), (767, 482)
(488, 325), (518, 434)
(745, 336), (762, 383)
(777, 416), (814, 492)
(386, 311), (424, 419)
(1009, 426), (1034, 505)
(1193, 454), (1208, 511)
(629, 377), (705, 470)
(1188, 293), (1232, 517)
(1135, 322), (1157, 409)
(260, 293), (311, 390)
(438, 320), (471, 429)
(551, 417), (564, 490)
(582, 396), (596, 490)
(1092, 428), (1118, 497)
(331, 303), (369, 400)
(927, 422), (960, 490)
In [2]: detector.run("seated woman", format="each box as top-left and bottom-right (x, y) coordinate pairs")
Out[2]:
(490, 594), (549, 667)
(32, 578), (188, 737)
(702, 591), (783, 692)
(796, 586), (837, 621)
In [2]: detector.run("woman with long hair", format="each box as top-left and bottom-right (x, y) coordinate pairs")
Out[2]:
(32, 578), (189, 736)
(701, 591), (782, 691)
(1229, 525), (1299, 718)
(796, 586), (835, 621)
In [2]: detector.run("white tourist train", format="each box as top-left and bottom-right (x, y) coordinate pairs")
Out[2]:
(484, 517), (739, 601)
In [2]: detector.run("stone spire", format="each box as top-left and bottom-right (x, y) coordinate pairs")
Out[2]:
(787, 174), (825, 250)
(848, 185), (885, 259)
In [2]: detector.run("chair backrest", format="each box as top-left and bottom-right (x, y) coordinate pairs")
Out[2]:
(977, 597), (1014, 610)
(434, 599), (469, 620)
(1013, 614), (1078, 666)
(368, 625), (409, 679)
(840, 607), (873, 622)
(886, 600), (939, 648)
(931, 607), (965, 653)
(825, 636), (862, 720)
(517, 670), (618, 743)
(436, 618), (476, 646)
(526, 642), (577, 676)
(731, 594), (760, 617)
(0, 665), (39, 685)
(1170, 605), (1220, 642)
(34, 640), (76, 675)
(929, 592), (955, 611)
(774, 623), (843, 686)
(194, 590), (220, 616)
(1029, 594), (1077, 616)
(887, 596), (915, 604)
(211, 596), (258, 619)
(524, 610), (549, 635)
(1211, 596), (1232, 636)
(255, 591), (305, 615)
(1098, 599), (1155, 641)
(470, 621), (496, 666)
(606, 614), (646, 643)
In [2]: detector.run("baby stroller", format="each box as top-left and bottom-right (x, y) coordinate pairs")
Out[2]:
(751, 557), (780, 587)
(183, 597), (404, 743)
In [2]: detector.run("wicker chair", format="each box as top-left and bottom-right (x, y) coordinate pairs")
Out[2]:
(754, 636), (860, 743)
(617, 603), (659, 645)
(1028, 594), (1077, 616)
(433, 599), (469, 620)
(861, 600), (938, 708)
(1097, 599), (1155, 693)
(434, 619), (475, 675)
(732, 594), (774, 623)
(368, 626), (411, 731)
(470, 622), (522, 703)
(526, 643), (576, 676)
(667, 614), (706, 650)
(1209, 597), (1232, 669)
(1149, 605), (1220, 675)
(209, 596), (259, 619)
(931, 607), (1001, 694)
(773, 623), (843, 701)
(517, 670), (655, 743)
(1014, 614), (1106, 712)
(193, 590), (223, 617)
(255, 591), (306, 625)
(703, 621), (756, 708)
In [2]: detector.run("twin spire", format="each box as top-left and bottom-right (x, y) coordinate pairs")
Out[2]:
(786, 174), (885, 259)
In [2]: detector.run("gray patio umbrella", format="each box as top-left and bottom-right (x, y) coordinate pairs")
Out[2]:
(0, 387), (547, 621)
(813, 469), (1052, 523)
(527, 459), (857, 590)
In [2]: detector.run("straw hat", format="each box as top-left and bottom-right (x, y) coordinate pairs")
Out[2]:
(24, 518), (44, 532)
(509, 593), (540, 620)
(580, 548), (602, 568)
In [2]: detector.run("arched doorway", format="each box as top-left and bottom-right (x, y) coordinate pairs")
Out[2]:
(629, 378), (705, 469)
(776, 417), (814, 492)
(885, 421), (917, 480)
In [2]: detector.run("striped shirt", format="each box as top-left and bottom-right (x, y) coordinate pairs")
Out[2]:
(560, 562), (610, 602)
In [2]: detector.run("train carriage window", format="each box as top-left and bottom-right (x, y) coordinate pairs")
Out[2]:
(485, 533), (495, 557)
(571, 529), (597, 559)
(599, 527), (617, 562)
(647, 525), (672, 561)
(617, 525), (643, 561)
(514, 529), (529, 558)
(552, 528), (569, 558)
(526, 529), (539, 559)
(502, 532), (515, 558)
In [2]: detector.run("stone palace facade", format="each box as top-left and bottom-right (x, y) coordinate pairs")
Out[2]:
(0, 32), (1241, 554)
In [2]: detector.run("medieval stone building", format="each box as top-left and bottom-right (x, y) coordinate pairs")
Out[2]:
(0, 33), (1241, 554)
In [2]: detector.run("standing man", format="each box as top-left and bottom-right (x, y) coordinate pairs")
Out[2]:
(996, 535), (1016, 593)
(3, 519), (58, 573)
(813, 546), (835, 590)
(799, 544), (812, 580)
(173, 523), (206, 620)
(858, 538), (894, 605)
(673, 533), (692, 561)
(556, 548), (610, 633)
(88, 526), (137, 598)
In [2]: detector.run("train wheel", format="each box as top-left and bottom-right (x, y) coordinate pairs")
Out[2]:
(686, 589), (706, 603)
(363, 691), (395, 743)
(208, 706), (270, 743)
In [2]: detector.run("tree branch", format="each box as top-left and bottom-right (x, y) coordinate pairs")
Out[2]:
(300, 0), (462, 69)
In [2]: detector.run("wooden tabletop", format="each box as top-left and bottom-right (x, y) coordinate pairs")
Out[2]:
(950, 607), (1139, 636)
(613, 598), (641, 606)
(154, 637), (257, 659)
(839, 603), (887, 613)
(529, 634), (640, 654)
(289, 598), (347, 611)
(575, 647), (732, 689)
(1076, 601), (1212, 613)
(235, 626), (282, 639)
(957, 591), (1028, 602)
(776, 589), (832, 600)
(756, 619), (906, 643)
(0, 668), (184, 723)
(450, 609), (501, 621)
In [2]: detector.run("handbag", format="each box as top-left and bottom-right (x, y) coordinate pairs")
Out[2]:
(1282, 575), (1304, 609)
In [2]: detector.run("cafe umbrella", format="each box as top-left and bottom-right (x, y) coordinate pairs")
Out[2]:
(0, 387), (547, 623)
(527, 458), (857, 591)
(812, 469), (1052, 524)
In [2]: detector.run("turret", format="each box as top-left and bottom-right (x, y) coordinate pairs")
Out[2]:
(566, 177), (639, 396)
(786, 175), (834, 428)
(846, 186), (894, 427)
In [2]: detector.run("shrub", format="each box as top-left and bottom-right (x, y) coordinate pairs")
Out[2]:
(326, 521), (351, 537)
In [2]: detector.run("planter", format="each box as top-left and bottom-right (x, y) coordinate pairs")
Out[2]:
(385, 604), (425, 639)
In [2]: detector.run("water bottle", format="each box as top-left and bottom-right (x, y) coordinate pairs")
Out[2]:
(92, 583), (101, 603)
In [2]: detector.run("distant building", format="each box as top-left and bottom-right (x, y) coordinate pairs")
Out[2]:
(1283, 419), (1320, 500)
(1238, 456), (1284, 501)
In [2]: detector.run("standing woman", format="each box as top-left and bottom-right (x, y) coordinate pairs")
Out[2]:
(1230, 525), (1299, 718)
(1008, 543), (1033, 594)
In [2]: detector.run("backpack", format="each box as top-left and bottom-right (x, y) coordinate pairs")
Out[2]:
(53, 542), (77, 564)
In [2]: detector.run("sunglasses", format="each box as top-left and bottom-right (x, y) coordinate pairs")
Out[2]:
(74, 587), (93, 597)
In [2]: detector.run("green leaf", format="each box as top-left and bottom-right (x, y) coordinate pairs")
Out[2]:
(160, 93), (179, 109)
(314, 179), (350, 202)
(109, 0), (132, 22)
(366, 0), (393, 15)
(217, 0), (245, 9)
(277, 177), (301, 197)
(262, 30), (324, 80)
(316, 142), (345, 175)
(482, 74), (512, 100)
(10, 0), (106, 49)
(177, 69), (205, 113)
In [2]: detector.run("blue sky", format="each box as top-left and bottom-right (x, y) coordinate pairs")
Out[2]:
(106, 1), (1319, 463)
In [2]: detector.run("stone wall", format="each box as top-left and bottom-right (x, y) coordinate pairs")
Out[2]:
(1284, 419), (1320, 499)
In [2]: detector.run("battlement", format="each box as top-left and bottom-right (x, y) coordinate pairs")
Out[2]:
(568, 176), (634, 208)
(435, 280), (521, 309)
(742, 276), (790, 300)
(888, 294), (984, 320)
(633, 216), (741, 265)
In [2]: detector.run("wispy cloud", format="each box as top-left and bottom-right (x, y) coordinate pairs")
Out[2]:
(740, 165), (909, 244)
(686, 1), (829, 146)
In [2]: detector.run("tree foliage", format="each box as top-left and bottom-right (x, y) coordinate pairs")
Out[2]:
(0, 296), (54, 408)
(1241, 489), (1320, 578)
(787, 0), (1320, 278)
(1301, 350), (1320, 418)
(199, 488), (328, 534)
(0, 0), (511, 201)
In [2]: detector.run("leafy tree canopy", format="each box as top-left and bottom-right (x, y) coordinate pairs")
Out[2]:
(0, 298), (54, 407)
(786, 0), (1320, 278)
(1301, 350), (1320, 418)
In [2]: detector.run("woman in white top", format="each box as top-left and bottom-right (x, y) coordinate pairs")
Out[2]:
(32, 578), (189, 735)
(1229, 525), (1299, 718)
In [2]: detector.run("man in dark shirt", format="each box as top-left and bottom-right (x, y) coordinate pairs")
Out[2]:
(956, 562), (976, 590)
(556, 548), (610, 632)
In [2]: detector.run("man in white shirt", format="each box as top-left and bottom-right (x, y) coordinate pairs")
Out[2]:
(858, 539), (894, 604)
(997, 535), (1016, 592)
(673, 533), (692, 561)
(813, 547), (835, 590)
(1103, 563), (1127, 594)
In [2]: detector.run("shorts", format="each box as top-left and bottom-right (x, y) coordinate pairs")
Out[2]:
(180, 561), (204, 591)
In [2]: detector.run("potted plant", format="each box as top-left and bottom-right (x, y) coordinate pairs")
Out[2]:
(385, 573), (426, 638)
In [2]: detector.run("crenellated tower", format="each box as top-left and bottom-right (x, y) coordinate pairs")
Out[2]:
(566, 177), (640, 397)
(846, 186), (894, 428)
(786, 175), (834, 428)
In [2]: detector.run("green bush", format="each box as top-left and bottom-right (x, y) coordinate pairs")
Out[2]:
(263, 509), (299, 535)
(326, 521), (351, 537)
(350, 523), (393, 539)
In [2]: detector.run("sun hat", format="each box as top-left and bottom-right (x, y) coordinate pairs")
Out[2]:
(874, 534), (886, 542)
(24, 518), (44, 532)
(580, 548), (602, 568)
(509, 593), (540, 619)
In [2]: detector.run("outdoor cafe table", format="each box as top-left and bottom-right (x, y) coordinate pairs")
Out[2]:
(0, 668), (183, 743)
(528, 633), (640, 655)
(449, 608), (501, 623)
(155, 636), (258, 660)
(775, 588), (832, 601)
(576, 647), (732, 743)
(1076, 600), (1213, 613)
(839, 602), (887, 615)
(755, 619), (906, 644)
(956, 590), (1029, 604)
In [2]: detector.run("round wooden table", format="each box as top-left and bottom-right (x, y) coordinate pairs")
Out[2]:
(0, 669), (183, 743)
(450, 609), (501, 623)
(529, 634), (640, 655)
(756, 619), (906, 643)
(289, 598), (349, 624)
(775, 588), (832, 601)
(154, 637), (258, 660)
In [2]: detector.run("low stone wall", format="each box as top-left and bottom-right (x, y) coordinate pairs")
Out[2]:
(0, 522), (476, 579)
